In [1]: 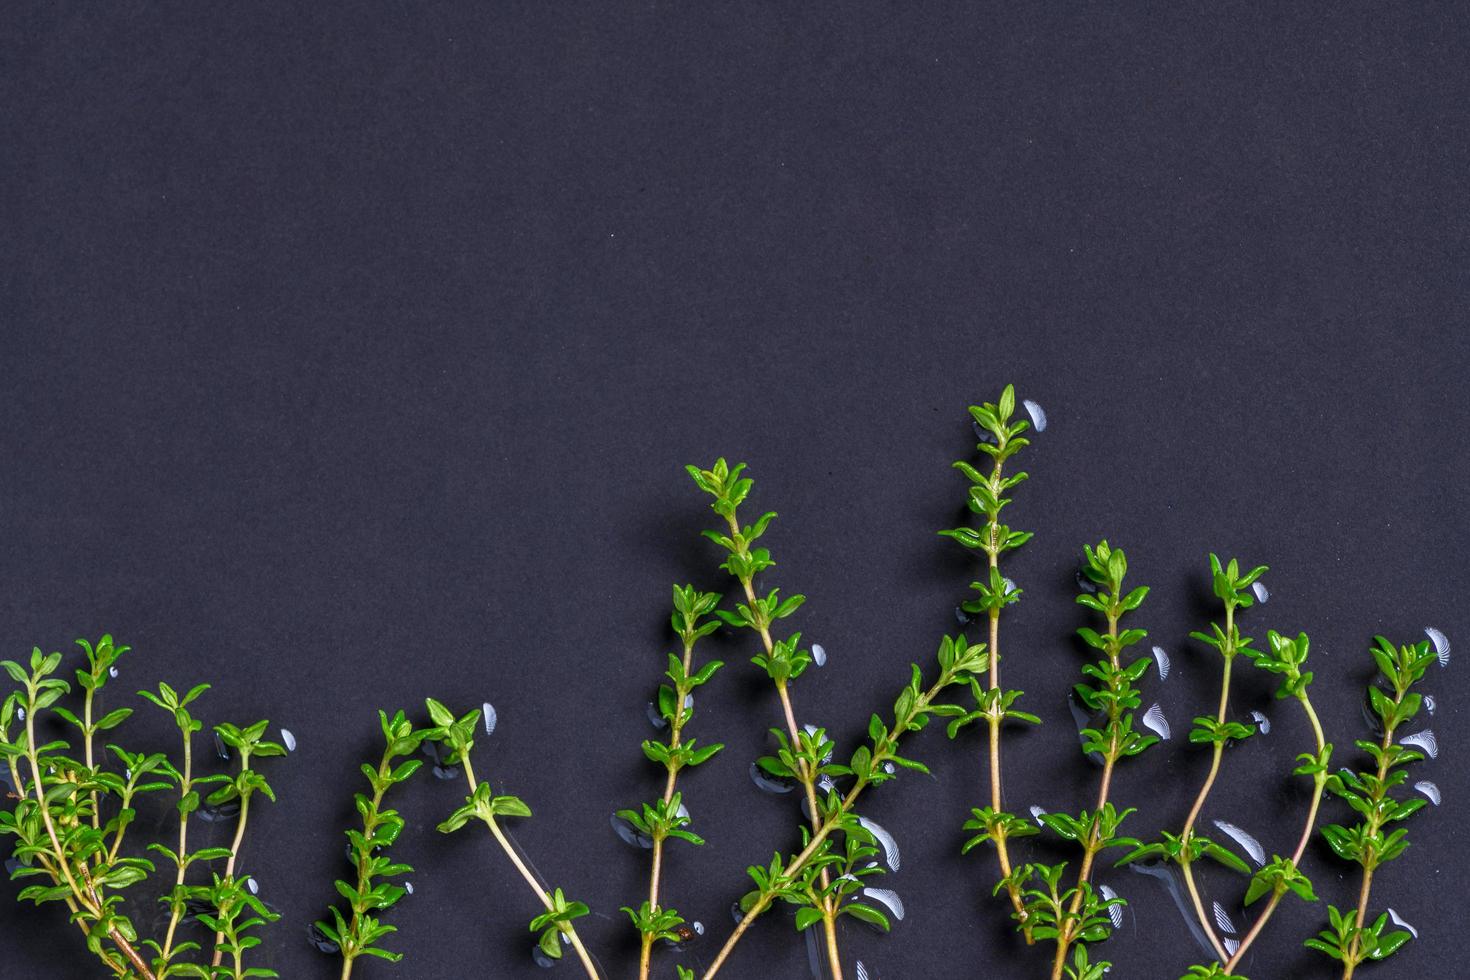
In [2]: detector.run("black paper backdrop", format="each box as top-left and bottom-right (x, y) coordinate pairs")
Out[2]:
(2, 3), (1467, 978)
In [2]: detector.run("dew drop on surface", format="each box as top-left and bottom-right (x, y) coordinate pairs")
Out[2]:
(1251, 581), (1270, 603)
(645, 701), (668, 731)
(246, 876), (259, 894)
(880, 761), (896, 775)
(1151, 646), (1171, 681)
(214, 732), (231, 761)
(108, 666), (119, 678)
(1415, 780), (1442, 805)
(1424, 694), (1437, 716)
(730, 901), (748, 924)
(861, 887), (906, 922)
(610, 812), (653, 850)
(1213, 820), (1265, 867)
(1249, 710), (1271, 735)
(306, 922), (340, 955)
(812, 644), (827, 667)
(482, 702), (498, 735)
(196, 801), (241, 823)
(1223, 937), (1240, 957)
(954, 606), (971, 625)
(1029, 804), (1048, 826)
(1142, 703), (1171, 741)
(1426, 626), (1451, 666)
(1098, 884), (1123, 928)
(750, 762), (795, 794)
(675, 800), (690, 822)
(5, 857), (26, 875)
(1387, 907), (1418, 938)
(1067, 693), (1105, 766)
(1002, 577), (1017, 595)
(1076, 570), (1099, 594)
(532, 947), (557, 969)
(1022, 399), (1048, 432)
(1401, 729), (1439, 759)
(15, 707), (23, 722)
(857, 816), (900, 871)
(684, 693), (694, 709)
(281, 729), (297, 753)
(405, 880), (414, 894)
(972, 420), (997, 444)
(1212, 901), (1237, 935)
(856, 962), (871, 980)
(1130, 861), (1217, 957)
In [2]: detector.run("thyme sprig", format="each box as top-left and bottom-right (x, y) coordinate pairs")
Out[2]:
(1307, 636), (1438, 979)
(316, 709), (427, 978)
(941, 384), (1035, 932)
(1040, 541), (1156, 979)
(686, 458), (845, 977)
(424, 698), (599, 980)
(699, 633), (988, 978)
(622, 584), (724, 980)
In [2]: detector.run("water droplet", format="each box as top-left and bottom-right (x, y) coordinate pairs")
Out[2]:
(1130, 860), (1217, 957)
(1076, 570), (1099, 594)
(610, 812), (653, 849)
(861, 887), (905, 922)
(660, 920), (706, 950)
(857, 816), (900, 871)
(214, 732), (231, 761)
(1249, 710), (1271, 735)
(482, 702), (498, 735)
(1426, 627), (1450, 666)
(196, 801), (241, 823)
(1212, 820), (1266, 867)
(246, 876), (259, 894)
(1414, 780), (1441, 805)
(856, 963), (871, 980)
(1068, 693), (1105, 766)
(1424, 694), (1437, 716)
(405, 880), (414, 894)
(1028, 804), (1048, 826)
(1002, 577), (1017, 594)
(306, 922), (340, 954)
(1387, 907), (1418, 938)
(15, 707), (23, 722)
(1212, 901), (1237, 935)
(1223, 937), (1240, 957)
(108, 666), (119, 678)
(1142, 703), (1171, 741)
(684, 693), (695, 710)
(1098, 884), (1124, 928)
(750, 762), (795, 794)
(1022, 399), (1048, 432)
(532, 947), (557, 968)
(972, 420), (997, 444)
(730, 901), (749, 924)
(1251, 581), (1270, 604)
(5, 856), (27, 875)
(812, 644), (827, 668)
(880, 761), (896, 775)
(1152, 646), (1171, 681)
(1401, 729), (1439, 759)
(954, 606), (972, 625)
(645, 701), (668, 731)
(281, 729), (297, 753)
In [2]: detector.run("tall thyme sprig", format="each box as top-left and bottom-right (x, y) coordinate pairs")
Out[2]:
(1213, 630), (1330, 974)
(623, 585), (724, 980)
(1307, 636), (1438, 979)
(425, 698), (600, 980)
(1117, 556), (1267, 965)
(686, 458), (846, 977)
(941, 384), (1035, 931)
(317, 709), (427, 979)
(699, 634), (989, 979)
(1041, 541), (1156, 979)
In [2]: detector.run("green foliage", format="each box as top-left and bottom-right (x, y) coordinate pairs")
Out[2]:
(1180, 965), (1248, 980)
(0, 636), (284, 978)
(316, 709), (427, 970)
(528, 887), (590, 961)
(1309, 635), (1439, 970)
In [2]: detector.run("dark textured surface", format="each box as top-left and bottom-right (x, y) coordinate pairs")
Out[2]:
(2, 3), (1467, 978)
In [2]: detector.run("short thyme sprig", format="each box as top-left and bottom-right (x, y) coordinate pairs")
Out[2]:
(622, 585), (724, 980)
(686, 458), (845, 978)
(699, 634), (989, 979)
(1042, 541), (1156, 980)
(317, 709), (427, 979)
(941, 385), (1035, 932)
(1307, 636), (1439, 979)
(425, 698), (600, 980)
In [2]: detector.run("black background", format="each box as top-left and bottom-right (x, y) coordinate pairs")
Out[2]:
(2, 4), (1467, 979)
